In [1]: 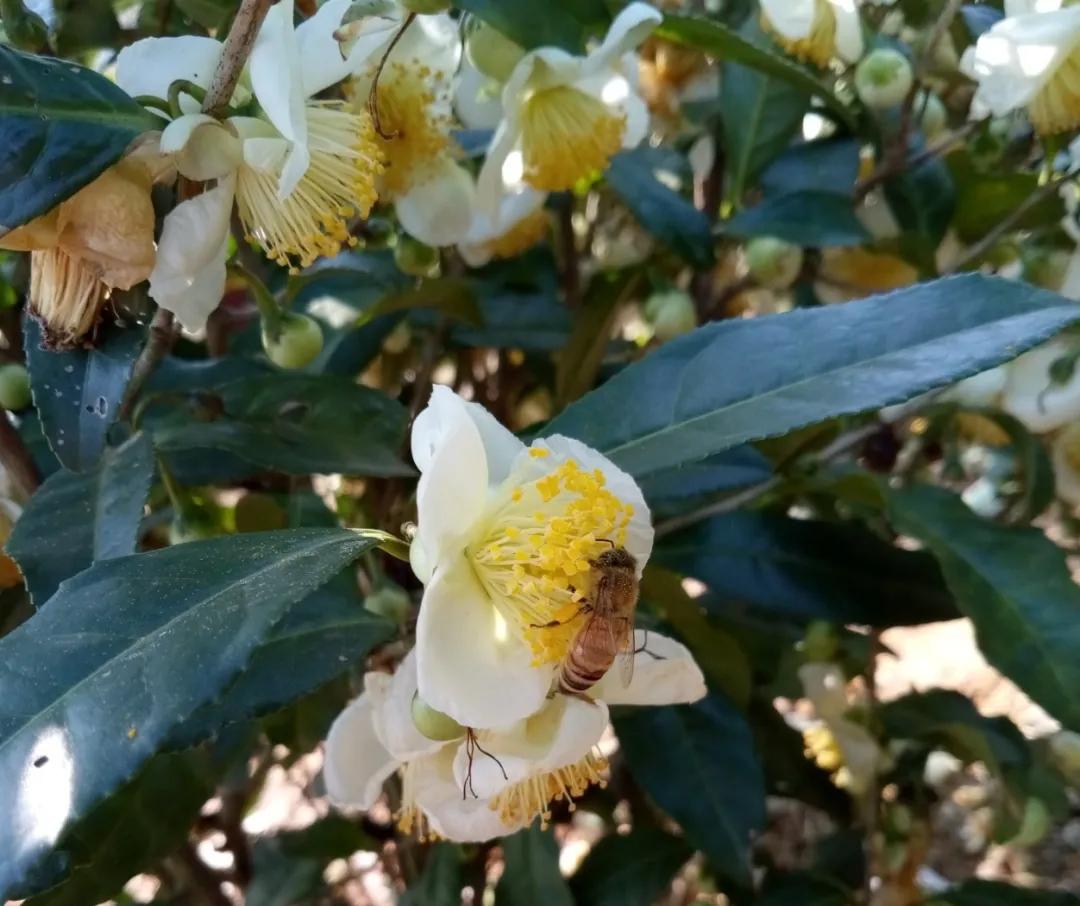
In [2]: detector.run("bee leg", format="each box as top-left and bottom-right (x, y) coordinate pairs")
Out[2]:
(634, 629), (666, 661)
(530, 603), (592, 630)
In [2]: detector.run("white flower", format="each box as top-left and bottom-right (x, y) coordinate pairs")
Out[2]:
(457, 185), (549, 267)
(1002, 336), (1080, 432)
(324, 635), (705, 841)
(476, 2), (660, 211)
(942, 366), (1008, 409)
(760, 0), (864, 67)
(116, 0), (385, 330)
(959, 0), (1080, 135)
(406, 386), (654, 729)
(1052, 423), (1080, 505)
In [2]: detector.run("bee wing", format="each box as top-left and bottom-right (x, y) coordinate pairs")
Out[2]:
(616, 618), (635, 687)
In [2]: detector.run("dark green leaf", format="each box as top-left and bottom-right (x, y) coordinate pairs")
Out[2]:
(51, 0), (121, 54)
(454, 0), (607, 52)
(496, 824), (573, 906)
(724, 191), (869, 247)
(174, 0), (237, 30)
(0, 528), (374, 898)
(639, 447), (773, 510)
(760, 139), (860, 197)
(402, 843), (465, 906)
(654, 513), (958, 626)
(569, 828), (691, 906)
(171, 570), (395, 747)
(275, 814), (377, 860)
(886, 484), (1080, 732)
(950, 162), (1064, 244)
(658, 14), (853, 127)
(606, 149), (713, 267)
(0, 46), (159, 232)
(26, 317), (145, 472)
(930, 880), (1080, 905)
(884, 156), (956, 249)
(367, 277), (483, 327)
(544, 275), (1080, 479)
(758, 871), (853, 906)
(153, 373), (411, 477)
(613, 694), (765, 888)
(7, 432), (153, 607)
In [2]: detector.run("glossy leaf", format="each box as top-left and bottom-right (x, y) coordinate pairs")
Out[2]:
(724, 191), (869, 246)
(454, 0), (606, 52)
(367, 277), (483, 327)
(654, 513), (958, 626)
(6, 432), (153, 607)
(544, 275), (1080, 479)
(25, 317), (145, 472)
(570, 828), (692, 906)
(613, 694), (765, 888)
(886, 484), (1080, 732)
(402, 843), (465, 906)
(760, 139), (860, 197)
(496, 824), (574, 906)
(639, 447), (773, 510)
(0, 528), (375, 897)
(606, 149), (713, 267)
(0, 46), (160, 233)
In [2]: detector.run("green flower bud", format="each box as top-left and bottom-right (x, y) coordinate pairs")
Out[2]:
(855, 48), (914, 110)
(1011, 797), (1051, 847)
(647, 291), (697, 342)
(916, 91), (947, 141)
(745, 236), (803, 290)
(0, 363), (31, 411)
(802, 620), (839, 662)
(401, 0), (450, 12)
(411, 691), (465, 741)
(0, 0), (48, 51)
(1048, 729), (1080, 784)
(262, 313), (324, 369)
(394, 234), (441, 278)
(234, 492), (288, 533)
(465, 19), (525, 83)
(364, 584), (411, 625)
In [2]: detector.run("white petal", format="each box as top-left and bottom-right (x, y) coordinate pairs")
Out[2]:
(390, 11), (462, 74)
(148, 175), (235, 332)
(594, 630), (706, 706)
(460, 186), (546, 264)
(799, 662), (849, 720)
(760, 0), (817, 40)
(618, 90), (650, 149)
(370, 652), (454, 761)
(828, 0), (864, 63)
(415, 555), (553, 730)
(941, 366), (1007, 409)
(1052, 423), (1080, 506)
(454, 59), (505, 130)
(116, 36), (223, 99)
(324, 693), (399, 808)
(241, 135), (291, 173)
(161, 116), (242, 182)
(413, 748), (518, 841)
(523, 435), (654, 570)
(1003, 337), (1080, 431)
(249, 0), (309, 195)
(476, 120), (520, 217)
(587, 1), (662, 72)
(395, 159), (478, 248)
(296, 0), (360, 97)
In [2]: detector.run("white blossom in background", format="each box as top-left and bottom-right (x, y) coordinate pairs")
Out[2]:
(960, 0), (1080, 135)
(324, 637), (704, 841)
(1002, 336), (1080, 432)
(477, 2), (660, 212)
(759, 0), (864, 68)
(116, 0), (385, 330)
(457, 186), (549, 267)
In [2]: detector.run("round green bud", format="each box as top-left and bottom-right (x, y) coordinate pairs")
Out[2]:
(411, 692), (465, 741)
(394, 234), (441, 278)
(802, 620), (839, 662)
(855, 48), (914, 110)
(647, 291), (697, 342)
(168, 511), (217, 545)
(465, 19), (525, 83)
(401, 0), (451, 12)
(364, 584), (411, 625)
(745, 236), (803, 290)
(234, 492), (288, 533)
(916, 91), (947, 141)
(1022, 247), (1071, 291)
(0, 363), (31, 411)
(262, 313), (323, 370)
(1011, 797), (1051, 847)
(1048, 729), (1080, 783)
(0, 0), (48, 51)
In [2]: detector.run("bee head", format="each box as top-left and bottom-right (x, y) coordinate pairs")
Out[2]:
(591, 546), (637, 571)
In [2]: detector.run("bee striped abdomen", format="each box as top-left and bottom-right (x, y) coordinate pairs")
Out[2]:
(558, 660), (610, 695)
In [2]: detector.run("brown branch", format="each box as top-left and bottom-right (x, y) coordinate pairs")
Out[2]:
(854, 119), (982, 202)
(556, 197), (581, 308)
(0, 414), (40, 498)
(119, 308), (177, 422)
(203, 0), (275, 118)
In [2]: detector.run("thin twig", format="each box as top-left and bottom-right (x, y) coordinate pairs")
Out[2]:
(0, 414), (40, 498)
(854, 119), (982, 202)
(119, 308), (177, 421)
(556, 197), (581, 308)
(862, 628), (884, 905)
(203, 0), (274, 118)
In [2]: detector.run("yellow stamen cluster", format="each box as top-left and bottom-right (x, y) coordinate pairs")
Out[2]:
(367, 60), (452, 199)
(519, 85), (626, 191)
(490, 751), (608, 829)
(483, 208), (550, 261)
(1029, 48), (1080, 135)
(395, 762), (441, 842)
(470, 452), (634, 665)
(761, 0), (837, 69)
(236, 101), (384, 272)
(30, 249), (108, 347)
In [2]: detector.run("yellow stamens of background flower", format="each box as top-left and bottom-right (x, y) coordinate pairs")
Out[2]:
(367, 61), (452, 199)
(803, 724), (843, 774)
(237, 102), (384, 272)
(30, 248), (108, 347)
(519, 85), (625, 191)
(470, 456), (633, 664)
(483, 208), (549, 261)
(395, 762), (440, 842)
(1029, 48), (1080, 134)
(761, 0), (837, 68)
(490, 751), (608, 829)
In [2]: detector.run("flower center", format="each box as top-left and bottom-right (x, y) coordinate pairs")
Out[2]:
(469, 452), (634, 665)
(236, 102), (384, 272)
(366, 60), (452, 199)
(30, 248), (108, 347)
(482, 208), (549, 261)
(761, 0), (836, 68)
(519, 85), (626, 191)
(1029, 45), (1080, 134)
(489, 750), (608, 830)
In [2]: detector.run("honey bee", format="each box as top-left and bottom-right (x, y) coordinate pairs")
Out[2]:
(557, 546), (639, 697)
